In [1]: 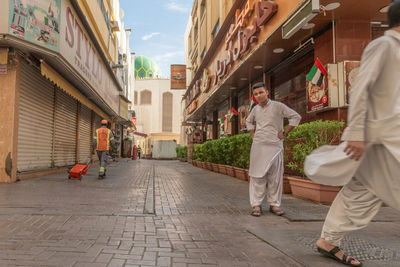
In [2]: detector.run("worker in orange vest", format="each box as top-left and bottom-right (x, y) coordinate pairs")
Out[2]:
(93, 119), (114, 179)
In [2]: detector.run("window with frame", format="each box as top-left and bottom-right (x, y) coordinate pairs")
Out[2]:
(162, 92), (173, 132)
(134, 91), (138, 105)
(140, 90), (152, 105)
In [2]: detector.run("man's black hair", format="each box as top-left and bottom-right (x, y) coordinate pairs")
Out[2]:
(252, 82), (267, 91)
(389, 0), (400, 28)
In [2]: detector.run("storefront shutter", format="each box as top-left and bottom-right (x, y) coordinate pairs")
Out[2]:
(17, 60), (55, 172)
(53, 88), (78, 167)
(78, 104), (92, 163)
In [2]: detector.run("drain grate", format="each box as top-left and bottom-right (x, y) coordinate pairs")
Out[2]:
(296, 236), (400, 261)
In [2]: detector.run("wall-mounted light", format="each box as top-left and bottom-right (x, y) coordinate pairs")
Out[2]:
(324, 2), (340, 11)
(254, 65), (263, 69)
(380, 5), (389, 13)
(302, 22), (315, 30)
(240, 77), (248, 81)
(230, 86), (237, 90)
(273, 48), (284, 54)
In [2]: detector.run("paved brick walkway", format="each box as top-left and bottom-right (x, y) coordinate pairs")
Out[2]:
(0, 159), (398, 266)
(0, 160), (302, 267)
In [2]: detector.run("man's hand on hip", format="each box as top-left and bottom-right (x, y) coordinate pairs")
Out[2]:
(344, 141), (365, 161)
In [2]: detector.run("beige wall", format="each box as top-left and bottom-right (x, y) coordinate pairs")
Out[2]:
(0, 54), (20, 183)
(134, 79), (183, 135)
(77, 0), (117, 63)
(187, 0), (233, 79)
(0, 0), (9, 33)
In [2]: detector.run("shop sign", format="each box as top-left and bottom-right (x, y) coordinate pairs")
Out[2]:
(213, 0), (277, 86)
(60, 2), (120, 114)
(119, 97), (129, 120)
(201, 68), (211, 93)
(0, 65), (7, 75)
(188, 100), (198, 115)
(171, 64), (186, 89)
(8, 0), (61, 52)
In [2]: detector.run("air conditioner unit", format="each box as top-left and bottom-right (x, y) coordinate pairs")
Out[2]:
(282, 0), (320, 39)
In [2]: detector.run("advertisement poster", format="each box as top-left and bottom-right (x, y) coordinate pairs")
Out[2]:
(9, 0), (61, 52)
(344, 61), (360, 105)
(307, 75), (329, 112)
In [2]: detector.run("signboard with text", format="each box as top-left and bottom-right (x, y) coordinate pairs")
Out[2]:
(171, 64), (186, 89)
(60, 1), (119, 114)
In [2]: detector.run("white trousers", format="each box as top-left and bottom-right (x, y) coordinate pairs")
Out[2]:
(249, 151), (283, 207)
(321, 145), (400, 246)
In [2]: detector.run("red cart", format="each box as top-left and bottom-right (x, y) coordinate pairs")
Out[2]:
(68, 164), (89, 180)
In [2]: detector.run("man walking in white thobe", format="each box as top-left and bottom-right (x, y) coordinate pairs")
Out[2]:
(246, 82), (301, 217)
(316, 2), (400, 266)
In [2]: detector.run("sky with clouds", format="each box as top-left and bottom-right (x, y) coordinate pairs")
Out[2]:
(119, 0), (192, 78)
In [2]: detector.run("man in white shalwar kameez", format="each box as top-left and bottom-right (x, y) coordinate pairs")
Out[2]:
(246, 82), (301, 217)
(316, 2), (400, 266)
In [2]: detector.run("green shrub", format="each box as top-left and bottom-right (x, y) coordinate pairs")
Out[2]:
(176, 146), (187, 158)
(187, 120), (343, 175)
(285, 120), (344, 177)
(231, 134), (252, 169)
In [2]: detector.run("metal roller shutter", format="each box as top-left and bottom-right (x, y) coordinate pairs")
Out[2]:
(79, 105), (92, 163)
(54, 88), (78, 167)
(17, 60), (55, 172)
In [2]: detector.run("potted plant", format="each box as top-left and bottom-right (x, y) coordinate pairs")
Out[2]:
(284, 120), (344, 204)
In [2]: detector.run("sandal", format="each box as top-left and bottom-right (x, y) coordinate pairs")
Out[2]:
(269, 206), (284, 216)
(317, 246), (362, 266)
(251, 206), (262, 217)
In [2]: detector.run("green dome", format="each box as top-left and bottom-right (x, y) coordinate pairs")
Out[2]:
(134, 55), (162, 79)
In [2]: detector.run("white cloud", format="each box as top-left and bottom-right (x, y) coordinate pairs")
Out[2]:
(141, 32), (161, 41)
(153, 51), (184, 63)
(165, 1), (188, 13)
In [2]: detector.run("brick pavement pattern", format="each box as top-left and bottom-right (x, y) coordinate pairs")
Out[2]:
(0, 160), (303, 267)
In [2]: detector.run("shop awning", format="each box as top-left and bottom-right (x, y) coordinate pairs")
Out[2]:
(134, 132), (147, 137)
(40, 61), (110, 121)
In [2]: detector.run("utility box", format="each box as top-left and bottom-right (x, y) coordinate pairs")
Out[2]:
(152, 140), (177, 159)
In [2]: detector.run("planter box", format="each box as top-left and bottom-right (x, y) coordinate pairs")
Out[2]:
(283, 176), (292, 194)
(245, 169), (250, 182)
(226, 165), (235, 177)
(197, 161), (204, 168)
(218, 164), (227, 175)
(205, 162), (212, 171)
(287, 176), (341, 204)
(233, 167), (247, 181)
(188, 158), (192, 164)
(211, 163), (219, 172)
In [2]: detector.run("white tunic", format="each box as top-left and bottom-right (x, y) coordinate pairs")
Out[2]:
(246, 100), (301, 178)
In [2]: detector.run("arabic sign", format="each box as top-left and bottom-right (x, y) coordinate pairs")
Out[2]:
(213, 0), (277, 87)
(8, 0), (61, 51)
(171, 64), (186, 89)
